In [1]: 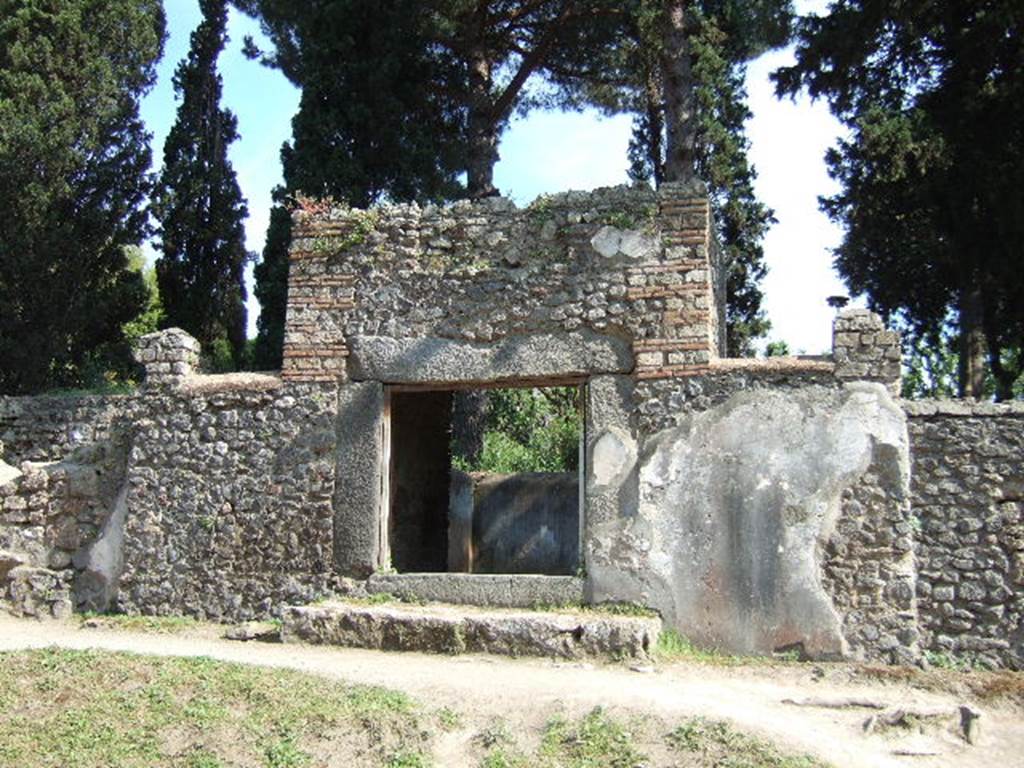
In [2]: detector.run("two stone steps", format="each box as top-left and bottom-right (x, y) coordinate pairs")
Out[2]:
(281, 599), (661, 660)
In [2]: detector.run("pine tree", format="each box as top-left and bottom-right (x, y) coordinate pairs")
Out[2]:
(0, 0), (165, 394)
(240, 1), (783, 362)
(775, 0), (1024, 399)
(240, 1), (624, 198)
(153, 0), (251, 369)
(240, 0), (471, 367)
(593, 1), (791, 354)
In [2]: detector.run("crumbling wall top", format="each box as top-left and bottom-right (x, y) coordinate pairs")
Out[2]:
(284, 183), (721, 384)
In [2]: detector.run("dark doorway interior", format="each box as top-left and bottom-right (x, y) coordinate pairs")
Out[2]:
(386, 384), (582, 575)
(388, 389), (453, 572)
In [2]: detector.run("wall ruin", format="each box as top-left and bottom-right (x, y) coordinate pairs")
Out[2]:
(0, 183), (1020, 668)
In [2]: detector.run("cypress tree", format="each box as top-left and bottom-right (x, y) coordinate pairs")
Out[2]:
(0, 0), (165, 393)
(153, 0), (251, 369)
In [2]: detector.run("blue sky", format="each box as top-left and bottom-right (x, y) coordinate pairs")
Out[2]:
(141, 0), (851, 355)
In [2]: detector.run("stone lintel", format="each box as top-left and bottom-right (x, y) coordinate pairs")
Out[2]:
(347, 331), (634, 385)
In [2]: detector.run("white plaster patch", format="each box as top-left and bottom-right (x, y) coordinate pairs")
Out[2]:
(590, 226), (622, 258)
(590, 428), (637, 490)
(0, 459), (22, 487)
(619, 230), (659, 260)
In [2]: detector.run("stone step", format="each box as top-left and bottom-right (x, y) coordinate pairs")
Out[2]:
(281, 599), (660, 660)
(365, 572), (584, 609)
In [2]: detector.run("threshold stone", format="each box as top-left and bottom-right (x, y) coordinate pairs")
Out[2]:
(281, 600), (660, 660)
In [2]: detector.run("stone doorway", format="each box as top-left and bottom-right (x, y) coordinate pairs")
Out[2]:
(382, 383), (584, 576)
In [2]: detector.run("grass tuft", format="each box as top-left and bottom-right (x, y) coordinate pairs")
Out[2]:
(539, 707), (645, 768)
(655, 629), (742, 665)
(80, 612), (202, 634)
(667, 717), (829, 767)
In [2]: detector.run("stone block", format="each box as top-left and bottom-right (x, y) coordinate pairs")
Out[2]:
(348, 330), (633, 384)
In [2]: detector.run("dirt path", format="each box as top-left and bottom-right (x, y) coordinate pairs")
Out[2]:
(0, 614), (1020, 768)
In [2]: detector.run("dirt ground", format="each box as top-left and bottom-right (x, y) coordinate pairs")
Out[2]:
(0, 613), (1021, 768)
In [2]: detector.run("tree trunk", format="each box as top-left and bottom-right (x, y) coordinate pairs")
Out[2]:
(982, 312), (1021, 403)
(467, 39), (499, 197)
(644, 67), (665, 184)
(451, 390), (490, 467)
(987, 346), (1017, 402)
(958, 284), (986, 399)
(661, 0), (696, 183)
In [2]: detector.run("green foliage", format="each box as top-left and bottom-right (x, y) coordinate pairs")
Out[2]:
(122, 247), (164, 343)
(922, 650), (982, 672)
(901, 323), (960, 400)
(385, 751), (432, 768)
(0, 0), (166, 394)
(436, 707), (462, 731)
(58, 245), (164, 392)
(79, 612), (201, 634)
(251, 205), (291, 370)
(452, 387), (581, 474)
(185, 749), (225, 768)
(240, 1), (469, 366)
(263, 734), (310, 768)
(776, 0), (1024, 400)
(655, 629), (738, 664)
(480, 747), (526, 768)
(765, 340), (790, 357)
(153, 0), (252, 371)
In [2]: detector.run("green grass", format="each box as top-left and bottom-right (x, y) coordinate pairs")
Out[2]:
(539, 708), (645, 768)
(655, 629), (742, 664)
(480, 745), (528, 768)
(476, 708), (644, 768)
(923, 649), (988, 672)
(530, 601), (659, 619)
(0, 648), (424, 768)
(79, 611), (202, 634)
(654, 629), (800, 665)
(436, 707), (462, 730)
(667, 717), (830, 768)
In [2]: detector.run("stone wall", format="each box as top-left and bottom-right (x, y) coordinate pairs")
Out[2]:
(0, 395), (130, 463)
(0, 414), (131, 618)
(906, 400), (1024, 669)
(0, 178), (1020, 671)
(0, 373), (352, 622)
(833, 309), (902, 394)
(587, 363), (919, 664)
(283, 182), (719, 383)
(116, 381), (342, 620)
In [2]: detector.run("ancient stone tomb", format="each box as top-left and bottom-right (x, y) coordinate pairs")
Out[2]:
(1, 182), (1021, 669)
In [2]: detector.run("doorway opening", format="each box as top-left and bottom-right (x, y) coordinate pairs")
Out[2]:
(383, 382), (584, 575)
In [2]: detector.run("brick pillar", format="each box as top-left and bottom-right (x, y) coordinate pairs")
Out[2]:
(832, 309), (902, 395)
(281, 211), (357, 382)
(632, 180), (720, 379)
(133, 328), (200, 390)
